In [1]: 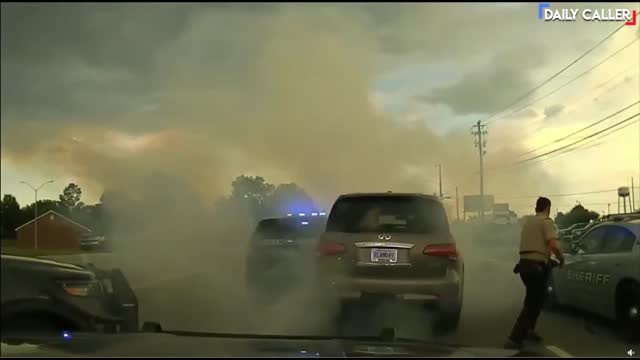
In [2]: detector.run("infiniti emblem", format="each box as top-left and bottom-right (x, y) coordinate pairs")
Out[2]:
(377, 234), (391, 240)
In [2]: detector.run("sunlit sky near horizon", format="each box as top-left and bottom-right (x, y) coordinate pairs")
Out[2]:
(1, 2), (639, 217)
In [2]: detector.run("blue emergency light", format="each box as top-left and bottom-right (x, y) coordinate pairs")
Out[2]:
(286, 211), (326, 217)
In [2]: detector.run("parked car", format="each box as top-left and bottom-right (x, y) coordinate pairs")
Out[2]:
(558, 222), (588, 238)
(80, 233), (107, 251)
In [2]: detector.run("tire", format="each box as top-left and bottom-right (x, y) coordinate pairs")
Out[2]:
(616, 281), (640, 344)
(544, 277), (559, 311)
(329, 301), (351, 336)
(433, 304), (462, 334)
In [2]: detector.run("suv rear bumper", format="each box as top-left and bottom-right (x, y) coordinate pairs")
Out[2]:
(318, 267), (463, 307)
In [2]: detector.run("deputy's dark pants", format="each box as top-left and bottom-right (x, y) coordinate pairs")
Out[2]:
(509, 259), (549, 342)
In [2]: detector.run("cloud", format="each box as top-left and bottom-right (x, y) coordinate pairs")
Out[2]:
(543, 104), (565, 119)
(422, 49), (545, 115)
(8, 2), (632, 210)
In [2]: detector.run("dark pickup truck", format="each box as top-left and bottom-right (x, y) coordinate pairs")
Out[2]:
(0, 254), (138, 340)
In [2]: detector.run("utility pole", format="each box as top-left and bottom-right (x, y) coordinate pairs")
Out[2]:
(472, 120), (487, 224)
(20, 180), (54, 250)
(455, 186), (460, 222)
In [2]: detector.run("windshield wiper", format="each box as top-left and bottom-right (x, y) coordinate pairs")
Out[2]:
(145, 322), (461, 349)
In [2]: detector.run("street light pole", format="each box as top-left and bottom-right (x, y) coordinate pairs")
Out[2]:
(437, 164), (443, 200)
(19, 180), (54, 250)
(455, 186), (460, 222)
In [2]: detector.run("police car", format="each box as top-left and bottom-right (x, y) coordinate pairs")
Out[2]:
(546, 218), (640, 343)
(246, 212), (327, 304)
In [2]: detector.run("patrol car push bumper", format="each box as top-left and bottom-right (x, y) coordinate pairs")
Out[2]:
(85, 265), (139, 332)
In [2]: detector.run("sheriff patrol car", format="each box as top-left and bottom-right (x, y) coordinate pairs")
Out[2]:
(547, 219), (639, 343)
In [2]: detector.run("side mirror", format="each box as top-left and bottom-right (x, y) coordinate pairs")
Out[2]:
(569, 242), (581, 254)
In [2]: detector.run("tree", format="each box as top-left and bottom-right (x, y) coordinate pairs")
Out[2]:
(554, 205), (599, 229)
(1, 194), (22, 238)
(59, 183), (82, 211)
(21, 199), (65, 221)
(267, 183), (316, 216)
(224, 175), (318, 221)
(229, 175), (276, 220)
(230, 175), (275, 202)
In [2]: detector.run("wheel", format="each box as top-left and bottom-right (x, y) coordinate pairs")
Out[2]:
(433, 304), (462, 334)
(329, 301), (352, 336)
(544, 277), (560, 311)
(616, 281), (640, 344)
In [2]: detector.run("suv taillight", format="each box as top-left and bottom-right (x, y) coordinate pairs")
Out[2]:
(316, 242), (345, 256)
(423, 243), (458, 260)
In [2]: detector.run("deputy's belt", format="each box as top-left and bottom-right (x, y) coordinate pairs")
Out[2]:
(519, 250), (547, 256)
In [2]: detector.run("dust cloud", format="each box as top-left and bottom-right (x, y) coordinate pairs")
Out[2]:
(1, 5), (550, 335)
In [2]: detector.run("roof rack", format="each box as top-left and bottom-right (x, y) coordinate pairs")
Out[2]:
(600, 213), (640, 222)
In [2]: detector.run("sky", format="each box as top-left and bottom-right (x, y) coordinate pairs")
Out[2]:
(1, 2), (639, 218)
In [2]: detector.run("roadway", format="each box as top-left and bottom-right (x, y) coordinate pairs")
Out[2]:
(46, 231), (633, 357)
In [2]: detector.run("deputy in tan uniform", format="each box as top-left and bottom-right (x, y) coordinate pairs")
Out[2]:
(505, 197), (565, 349)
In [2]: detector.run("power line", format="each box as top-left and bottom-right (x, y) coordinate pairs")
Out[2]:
(525, 117), (639, 166)
(495, 188), (619, 199)
(518, 112), (639, 163)
(492, 114), (640, 170)
(479, 22), (628, 125)
(518, 64), (640, 136)
(567, 66), (639, 108)
(486, 106), (640, 173)
(518, 100), (640, 157)
(496, 38), (639, 124)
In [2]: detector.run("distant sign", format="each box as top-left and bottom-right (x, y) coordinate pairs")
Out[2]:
(493, 203), (510, 213)
(464, 195), (495, 213)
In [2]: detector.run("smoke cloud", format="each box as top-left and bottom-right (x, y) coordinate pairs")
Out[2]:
(2, 3), (616, 335)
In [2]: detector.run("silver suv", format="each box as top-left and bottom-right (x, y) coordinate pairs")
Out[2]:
(316, 192), (464, 333)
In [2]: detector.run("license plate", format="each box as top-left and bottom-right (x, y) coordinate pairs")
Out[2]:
(371, 248), (398, 263)
(262, 239), (283, 246)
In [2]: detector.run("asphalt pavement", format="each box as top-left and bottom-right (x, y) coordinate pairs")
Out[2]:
(47, 246), (633, 357)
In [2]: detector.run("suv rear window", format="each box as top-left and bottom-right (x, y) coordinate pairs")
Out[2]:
(326, 196), (449, 234)
(254, 218), (325, 239)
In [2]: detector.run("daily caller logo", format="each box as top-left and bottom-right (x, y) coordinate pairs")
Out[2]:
(539, 3), (637, 26)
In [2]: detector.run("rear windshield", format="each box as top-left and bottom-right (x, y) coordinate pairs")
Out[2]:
(326, 196), (449, 234)
(253, 218), (326, 239)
